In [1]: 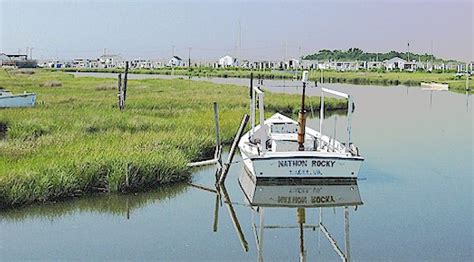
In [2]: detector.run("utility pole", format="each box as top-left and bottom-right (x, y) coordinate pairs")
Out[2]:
(188, 47), (191, 68)
(407, 42), (410, 61)
(172, 45), (175, 57)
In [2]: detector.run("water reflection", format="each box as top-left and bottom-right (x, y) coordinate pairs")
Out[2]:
(0, 183), (188, 222)
(192, 168), (363, 262)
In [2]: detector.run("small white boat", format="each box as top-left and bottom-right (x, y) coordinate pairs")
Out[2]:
(420, 82), (449, 91)
(0, 89), (36, 108)
(238, 71), (363, 185)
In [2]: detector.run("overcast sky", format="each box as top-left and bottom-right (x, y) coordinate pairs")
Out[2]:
(1, 0), (472, 62)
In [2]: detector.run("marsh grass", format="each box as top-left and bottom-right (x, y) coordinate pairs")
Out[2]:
(0, 69), (346, 208)
(63, 67), (473, 92)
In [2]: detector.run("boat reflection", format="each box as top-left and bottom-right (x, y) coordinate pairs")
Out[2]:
(199, 170), (363, 262)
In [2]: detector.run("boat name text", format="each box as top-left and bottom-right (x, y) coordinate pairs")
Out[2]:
(277, 160), (336, 168)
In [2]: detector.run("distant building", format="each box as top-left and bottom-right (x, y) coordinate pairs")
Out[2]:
(384, 57), (407, 71)
(0, 54), (36, 68)
(367, 61), (384, 70)
(168, 56), (184, 67)
(218, 55), (237, 67)
(403, 61), (418, 72)
(98, 54), (124, 68)
(0, 53), (10, 66)
(300, 60), (318, 70)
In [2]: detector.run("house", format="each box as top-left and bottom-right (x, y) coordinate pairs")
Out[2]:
(218, 55), (237, 67)
(72, 58), (93, 68)
(301, 60), (318, 70)
(168, 56), (184, 67)
(1, 54), (36, 68)
(384, 57), (407, 71)
(0, 53), (10, 66)
(98, 54), (124, 68)
(329, 61), (364, 71)
(403, 61), (418, 72)
(367, 61), (384, 70)
(131, 59), (152, 69)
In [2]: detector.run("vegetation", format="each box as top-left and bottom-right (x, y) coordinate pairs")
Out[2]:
(309, 70), (473, 92)
(0, 69), (346, 209)
(303, 48), (457, 63)
(61, 67), (473, 93)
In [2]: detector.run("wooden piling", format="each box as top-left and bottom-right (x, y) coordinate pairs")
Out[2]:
(213, 102), (222, 165)
(123, 61), (129, 103)
(125, 163), (130, 188)
(219, 114), (249, 184)
(117, 73), (122, 109)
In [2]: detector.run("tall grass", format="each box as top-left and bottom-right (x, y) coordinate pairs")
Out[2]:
(62, 67), (473, 92)
(0, 69), (346, 209)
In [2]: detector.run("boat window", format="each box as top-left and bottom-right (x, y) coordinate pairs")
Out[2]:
(271, 123), (298, 134)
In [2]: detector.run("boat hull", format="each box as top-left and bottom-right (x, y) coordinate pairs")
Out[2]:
(241, 151), (363, 180)
(0, 94), (36, 108)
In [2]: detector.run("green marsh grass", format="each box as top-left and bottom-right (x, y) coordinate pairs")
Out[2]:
(63, 67), (473, 92)
(0, 69), (346, 208)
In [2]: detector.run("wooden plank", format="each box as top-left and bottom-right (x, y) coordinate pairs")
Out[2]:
(219, 114), (249, 184)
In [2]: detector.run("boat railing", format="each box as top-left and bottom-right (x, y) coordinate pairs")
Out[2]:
(319, 87), (353, 153)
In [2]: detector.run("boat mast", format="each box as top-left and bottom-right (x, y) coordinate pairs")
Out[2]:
(298, 71), (308, 151)
(250, 73), (255, 142)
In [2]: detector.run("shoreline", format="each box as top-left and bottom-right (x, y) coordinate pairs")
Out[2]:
(59, 68), (473, 93)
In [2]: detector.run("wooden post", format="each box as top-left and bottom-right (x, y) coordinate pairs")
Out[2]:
(117, 73), (122, 109)
(123, 61), (129, 102)
(125, 163), (130, 188)
(219, 114), (249, 184)
(467, 73), (470, 92)
(213, 102), (221, 165)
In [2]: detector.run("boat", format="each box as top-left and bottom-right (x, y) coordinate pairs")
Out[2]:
(238, 71), (363, 185)
(0, 88), (36, 108)
(420, 82), (449, 91)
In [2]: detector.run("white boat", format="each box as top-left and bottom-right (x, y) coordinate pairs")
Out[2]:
(0, 89), (36, 108)
(420, 82), (449, 91)
(238, 71), (363, 184)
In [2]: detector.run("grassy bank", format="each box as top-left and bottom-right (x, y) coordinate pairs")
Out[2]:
(61, 67), (473, 92)
(0, 69), (346, 209)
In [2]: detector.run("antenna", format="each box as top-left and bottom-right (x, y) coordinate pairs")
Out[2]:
(238, 20), (241, 64)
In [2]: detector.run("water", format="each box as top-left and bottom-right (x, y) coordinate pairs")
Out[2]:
(1, 77), (473, 261)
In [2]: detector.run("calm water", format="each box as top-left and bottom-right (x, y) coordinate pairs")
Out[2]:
(1, 77), (473, 261)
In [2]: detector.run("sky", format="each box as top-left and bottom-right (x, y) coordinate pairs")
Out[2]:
(0, 0), (473, 62)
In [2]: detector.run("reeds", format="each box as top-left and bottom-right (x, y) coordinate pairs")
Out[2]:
(0, 69), (347, 208)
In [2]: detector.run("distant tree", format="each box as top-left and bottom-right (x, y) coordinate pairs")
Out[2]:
(303, 48), (454, 63)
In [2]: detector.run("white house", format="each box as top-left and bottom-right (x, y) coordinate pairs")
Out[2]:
(218, 55), (236, 67)
(300, 60), (318, 70)
(384, 57), (407, 71)
(367, 61), (384, 70)
(0, 53), (10, 66)
(98, 54), (124, 68)
(168, 56), (184, 67)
